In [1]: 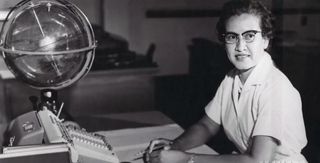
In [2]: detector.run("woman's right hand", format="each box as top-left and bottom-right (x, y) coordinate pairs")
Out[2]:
(146, 148), (189, 163)
(144, 138), (172, 163)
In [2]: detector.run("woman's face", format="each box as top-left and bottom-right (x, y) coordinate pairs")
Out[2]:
(224, 13), (269, 71)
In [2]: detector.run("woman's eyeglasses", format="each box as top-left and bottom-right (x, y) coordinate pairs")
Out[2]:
(222, 30), (262, 44)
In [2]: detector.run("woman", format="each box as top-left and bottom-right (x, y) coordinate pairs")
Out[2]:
(146, 0), (308, 163)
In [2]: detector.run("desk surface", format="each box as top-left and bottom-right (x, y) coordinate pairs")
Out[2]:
(98, 124), (216, 163)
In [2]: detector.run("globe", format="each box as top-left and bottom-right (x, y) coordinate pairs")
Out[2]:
(0, 0), (96, 90)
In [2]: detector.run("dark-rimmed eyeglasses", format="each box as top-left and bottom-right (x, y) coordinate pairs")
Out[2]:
(222, 30), (262, 44)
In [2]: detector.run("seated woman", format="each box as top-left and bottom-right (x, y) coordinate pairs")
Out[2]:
(146, 0), (308, 163)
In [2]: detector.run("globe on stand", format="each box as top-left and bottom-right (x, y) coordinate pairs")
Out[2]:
(0, 0), (96, 113)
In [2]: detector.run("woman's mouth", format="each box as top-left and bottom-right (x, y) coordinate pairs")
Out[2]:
(235, 54), (250, 60)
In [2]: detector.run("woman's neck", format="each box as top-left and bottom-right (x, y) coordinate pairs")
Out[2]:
(238, 67), (254, 84)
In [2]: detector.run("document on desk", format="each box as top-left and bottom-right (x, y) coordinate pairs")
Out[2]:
(97, 124), (216, 163)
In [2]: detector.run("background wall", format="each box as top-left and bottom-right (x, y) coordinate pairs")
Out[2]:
(1, 0), (320, 76)
(101, 0), (224, 75)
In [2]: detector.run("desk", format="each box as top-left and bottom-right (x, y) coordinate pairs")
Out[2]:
(97, 124), (216, 163)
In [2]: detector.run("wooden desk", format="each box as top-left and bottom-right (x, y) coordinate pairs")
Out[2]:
(97, 124), (216, 163)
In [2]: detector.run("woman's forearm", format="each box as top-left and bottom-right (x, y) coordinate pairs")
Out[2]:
(171, 115), (220, 151)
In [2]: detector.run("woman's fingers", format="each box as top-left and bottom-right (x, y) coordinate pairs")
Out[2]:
(148, 139), (162, 153)
(148, 138), (173, 153)
(145, 149), (161, 163)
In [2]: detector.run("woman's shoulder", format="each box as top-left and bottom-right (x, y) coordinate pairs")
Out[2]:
(268, 66), (292, 84)
(265, 65), (300, 95)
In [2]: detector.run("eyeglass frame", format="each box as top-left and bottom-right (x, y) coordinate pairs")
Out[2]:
(222, 30), (262, 44)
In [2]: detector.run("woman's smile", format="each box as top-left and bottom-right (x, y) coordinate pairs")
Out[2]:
(235, 53), (250, 61)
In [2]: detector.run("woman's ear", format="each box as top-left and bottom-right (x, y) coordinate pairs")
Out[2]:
(263, 38), (270, 50)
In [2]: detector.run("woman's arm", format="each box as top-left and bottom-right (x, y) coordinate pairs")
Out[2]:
(187, 135), (278, 163)
(170, 114), (220, 151)
(155, 135), (278, 163)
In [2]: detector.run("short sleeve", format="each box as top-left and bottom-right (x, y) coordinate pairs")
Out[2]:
(205, 79), (226, 125)
(252, 78), (302, 145)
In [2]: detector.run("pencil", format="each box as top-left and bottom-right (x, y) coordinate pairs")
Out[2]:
(135, 145), (167, 157)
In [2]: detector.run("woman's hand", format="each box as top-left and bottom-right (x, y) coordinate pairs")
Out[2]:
(147, 138), (172, 153)
(144, 138), (188, 163)
(147, 149), (189, 163)
(144, 138), (172, 162)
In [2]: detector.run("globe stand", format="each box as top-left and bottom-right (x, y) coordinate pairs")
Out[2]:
(29, 89), (61, 116)
(39, 89), (60, 114)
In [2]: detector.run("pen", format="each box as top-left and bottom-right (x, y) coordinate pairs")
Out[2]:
(133, 138), (173, 160)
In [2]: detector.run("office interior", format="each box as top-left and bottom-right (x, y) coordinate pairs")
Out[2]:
(0, 0), (320, 162)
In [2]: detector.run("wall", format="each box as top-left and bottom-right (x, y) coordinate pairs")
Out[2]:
(0, 0), (101, 24)
(1, 0), (320, 75)
(0, 0), (274, 75)
(274, 0), (320, 104)
(102, 0), (224, 75)
(281, 0), (320, 40)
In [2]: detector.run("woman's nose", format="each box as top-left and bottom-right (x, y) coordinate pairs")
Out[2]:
(235, 39), (247, 52)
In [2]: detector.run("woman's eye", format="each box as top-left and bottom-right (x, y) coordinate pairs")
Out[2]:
(226, 34), (237, 40)
(244, 33), (255, 39)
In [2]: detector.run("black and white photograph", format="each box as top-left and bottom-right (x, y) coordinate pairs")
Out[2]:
(0, 0), (319, 163)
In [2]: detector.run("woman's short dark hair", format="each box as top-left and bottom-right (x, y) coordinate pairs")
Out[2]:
(216, 0), (274, 42)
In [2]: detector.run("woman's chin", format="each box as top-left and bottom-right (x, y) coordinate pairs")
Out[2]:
(235, 65), (255, 72)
